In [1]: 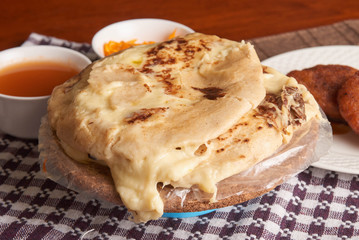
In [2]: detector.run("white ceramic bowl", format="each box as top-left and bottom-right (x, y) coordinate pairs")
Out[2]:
(92, 18), (195, 58)
(0, 45), (91, 139)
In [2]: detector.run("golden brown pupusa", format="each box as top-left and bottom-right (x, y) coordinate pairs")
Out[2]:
(47, 33), (321, 222)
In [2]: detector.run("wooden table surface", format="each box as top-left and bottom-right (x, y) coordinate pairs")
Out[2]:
(1, 0), (359, 51)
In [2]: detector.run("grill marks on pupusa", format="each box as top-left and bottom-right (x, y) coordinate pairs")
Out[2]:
(139, 37), (212, 95)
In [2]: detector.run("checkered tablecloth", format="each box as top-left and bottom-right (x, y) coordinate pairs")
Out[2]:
(1, 19), (359, 239)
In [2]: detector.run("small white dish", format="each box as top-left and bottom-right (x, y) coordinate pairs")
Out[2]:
(0, 45), (91, 139)
(91, 18), (195, 58)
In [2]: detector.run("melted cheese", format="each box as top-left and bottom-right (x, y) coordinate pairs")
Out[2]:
(50, 34), (320, 222)
(61, 34), (266, 222)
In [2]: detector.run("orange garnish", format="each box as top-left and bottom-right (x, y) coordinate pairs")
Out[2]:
(103, 29), (177, 56)
(168, 29), (176, 40)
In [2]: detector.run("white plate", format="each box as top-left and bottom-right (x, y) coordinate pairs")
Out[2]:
(262, 45), (359, 174)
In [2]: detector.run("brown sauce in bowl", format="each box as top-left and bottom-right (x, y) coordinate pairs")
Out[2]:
(0, 61), (79, 97)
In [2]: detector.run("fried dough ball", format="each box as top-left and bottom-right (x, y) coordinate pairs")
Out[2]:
(337, 72), (359, 134)
(287, 64), (358, 122)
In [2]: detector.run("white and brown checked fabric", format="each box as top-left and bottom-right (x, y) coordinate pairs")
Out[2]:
(1, 19), (359, 239)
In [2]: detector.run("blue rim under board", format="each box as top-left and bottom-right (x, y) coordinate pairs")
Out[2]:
(162, 209), (216, 218)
